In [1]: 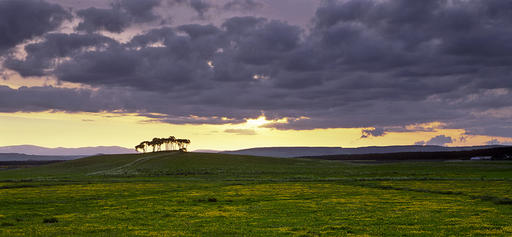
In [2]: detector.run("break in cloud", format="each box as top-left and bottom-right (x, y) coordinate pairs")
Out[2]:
(1, 0), (512, 139)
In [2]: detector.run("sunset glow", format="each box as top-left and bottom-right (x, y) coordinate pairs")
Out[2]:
(0, 110), (509, 151)
(0, 0), (511, 151)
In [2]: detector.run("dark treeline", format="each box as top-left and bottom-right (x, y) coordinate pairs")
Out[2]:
(302, 146), (512, 161)
(135, 136), (190, 153)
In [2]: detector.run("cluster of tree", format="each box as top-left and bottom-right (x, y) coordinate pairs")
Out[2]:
(135, 136), (191, 153)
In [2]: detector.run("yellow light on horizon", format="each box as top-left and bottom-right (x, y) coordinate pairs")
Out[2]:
(245, 116), (271, 127)
(0, 111), (510, 150)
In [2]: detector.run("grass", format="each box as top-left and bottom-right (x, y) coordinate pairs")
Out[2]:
(1, 151), (512, 236)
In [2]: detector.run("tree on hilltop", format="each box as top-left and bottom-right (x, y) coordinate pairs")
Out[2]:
(135, 136), (190, 153)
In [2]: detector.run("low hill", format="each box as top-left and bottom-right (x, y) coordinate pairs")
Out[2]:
(303, 146), (512, 161)
(0, 151), (322, 179)
(223, 145), (504, 158)
(223, 147), (344, 158)
(2, 149), (511, 181)
(0, 145), (135, 156)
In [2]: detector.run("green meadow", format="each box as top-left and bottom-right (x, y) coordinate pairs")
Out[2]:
(1, 152), (512, 236)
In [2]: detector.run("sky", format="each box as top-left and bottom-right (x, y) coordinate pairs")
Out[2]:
(1, 0), (512, 151)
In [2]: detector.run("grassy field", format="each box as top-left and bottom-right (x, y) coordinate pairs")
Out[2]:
(1, 151), (512, 236)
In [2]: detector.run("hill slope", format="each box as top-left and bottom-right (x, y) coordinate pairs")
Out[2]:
(3, 150), (512, 182)
(0, 151), (325, 179)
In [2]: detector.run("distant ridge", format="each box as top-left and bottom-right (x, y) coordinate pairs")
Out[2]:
(192, 149), (221, 153)
(223, 147), (343, 158)
(302, 146), (512, 161)
(0, 153), (83, 161)
(0, 145), (135, 156)
(222, 145), (505, 158)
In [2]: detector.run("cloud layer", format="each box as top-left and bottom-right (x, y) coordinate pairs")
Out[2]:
(415, 135), (454, 146)
(1, 0), (512, 139)
(0, 0), (70, 53)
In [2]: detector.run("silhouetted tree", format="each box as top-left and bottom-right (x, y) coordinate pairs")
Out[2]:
(176, 139), (191, 152)
(150, 138), (159, 152)
(135, 144), (143, 153)
(168, 136), (176, 150)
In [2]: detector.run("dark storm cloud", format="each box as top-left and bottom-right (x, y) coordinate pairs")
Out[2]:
(0, 85), (251, 125)
(165, 0), (213, 18)
(3, 0), (512, 138)
(76, 0), (161, 33)
(464, 124), (512, 138)
(188, 0), (210, 18)
(0, 85), (110, 112)
(4, 33), (117, 77)
(76, 7), (130, 33)
(50, 17), (302, 92)
(55, 26), (217, 91)
(0, 0), (70, 53)
(120, 0), (161, 22)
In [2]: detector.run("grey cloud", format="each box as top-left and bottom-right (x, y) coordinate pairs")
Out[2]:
(223, 0), (262, 11)
(53, 18), (301, 90)
(225, 18), (303, 65)
(76, 7), (131, 33)
(361, 128), (386, 138)
(120, 0), (161, 22)
(0, 0), (70, 53)
(166, 0), (213, 19)
(148, 116), (245, 125)
(55, 28), (215, 91)
(224, 128), (257, 135)
(464, 125), (512, 138)
(416, 135), (454, 146)
(4, 33), (117, 77)
(0, 85), (252, 125)
(76, 0), (161, 33)
(486, 139), (501, 145)
(165, 0), (262, 18)
(0, 85), (114, 113)
(188, 0), (210, 18)
(4, 0), (512, 139)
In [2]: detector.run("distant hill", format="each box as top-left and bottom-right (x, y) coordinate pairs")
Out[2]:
(303, 146), (512, 161)
(222, 145), (505, 158)
(192, 149), (221, 153)
(0, 145), (135, 156)
(223, 147), (344, 158)
(0, 153), (83, 161)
